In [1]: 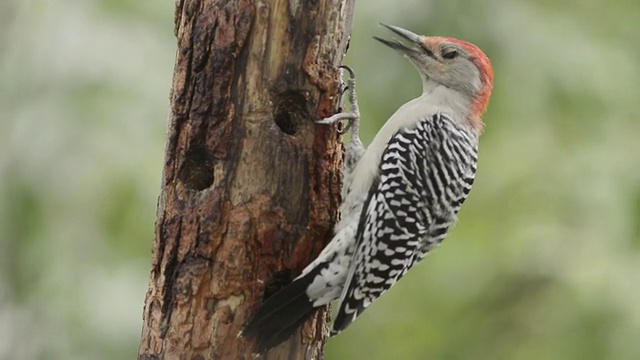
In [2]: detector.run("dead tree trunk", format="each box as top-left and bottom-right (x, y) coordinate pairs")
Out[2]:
(138, 0), (355, 359)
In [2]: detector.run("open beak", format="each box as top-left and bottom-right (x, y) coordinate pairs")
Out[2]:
(373, 24), (423, 55)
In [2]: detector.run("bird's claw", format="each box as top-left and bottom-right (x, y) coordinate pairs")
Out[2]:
(316, 113), (358, 134)
(339, 65), (355, 81)
(316, 65), (360, 136)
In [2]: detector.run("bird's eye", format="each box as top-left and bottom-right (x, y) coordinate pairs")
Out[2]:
(441, 49), (459, 60)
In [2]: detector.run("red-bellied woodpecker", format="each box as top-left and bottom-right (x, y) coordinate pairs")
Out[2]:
(244, 24), (494, 352)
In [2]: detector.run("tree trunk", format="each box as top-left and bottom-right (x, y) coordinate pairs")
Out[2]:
(138, 0), (354, 359)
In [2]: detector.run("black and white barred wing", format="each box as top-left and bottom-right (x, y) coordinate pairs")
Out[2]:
(332, 114), (478, 334)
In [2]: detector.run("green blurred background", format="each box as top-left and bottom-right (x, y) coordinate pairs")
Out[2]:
(1, 0), (639, 359)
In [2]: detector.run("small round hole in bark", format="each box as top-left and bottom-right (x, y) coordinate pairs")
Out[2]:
(262, 269), (294, 300)
(273, 91), (308, 135)
(178, 144), (214, 191)
(274, 111), (296, 135)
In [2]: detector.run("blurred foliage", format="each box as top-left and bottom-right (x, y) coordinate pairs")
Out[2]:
(1, 0), (639, 359)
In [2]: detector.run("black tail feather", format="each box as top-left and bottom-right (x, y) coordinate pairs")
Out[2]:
(244, 267), (321, 352)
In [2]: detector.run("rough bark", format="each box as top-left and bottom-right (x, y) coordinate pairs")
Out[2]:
(138, 0), (355, 359)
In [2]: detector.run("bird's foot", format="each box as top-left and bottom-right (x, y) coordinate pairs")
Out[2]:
(316, 65), (360, 136)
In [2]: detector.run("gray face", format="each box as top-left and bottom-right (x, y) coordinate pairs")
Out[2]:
(408, 41), (483, 98)
(374, 25), (482, 99)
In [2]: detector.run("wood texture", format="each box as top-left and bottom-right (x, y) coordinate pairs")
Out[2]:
(138, 0), (355, 358)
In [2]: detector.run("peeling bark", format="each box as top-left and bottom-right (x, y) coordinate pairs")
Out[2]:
(138, 0), (355, 358)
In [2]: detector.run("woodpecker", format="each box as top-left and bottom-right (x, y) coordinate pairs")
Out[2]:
(244, 24), (494, 352)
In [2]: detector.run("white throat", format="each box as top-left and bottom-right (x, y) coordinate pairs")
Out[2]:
(420, 79), (473, 121)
